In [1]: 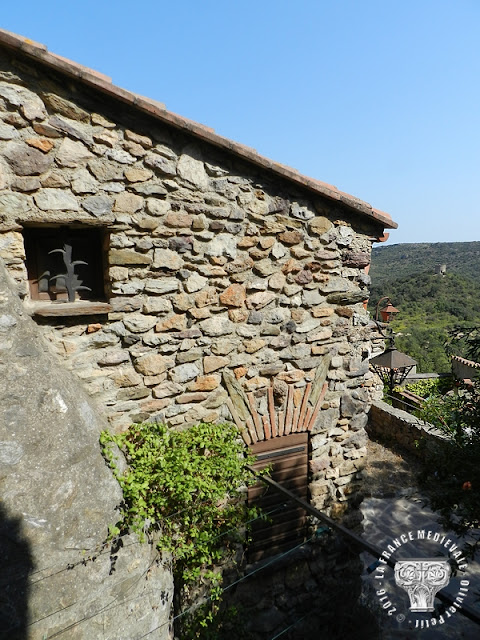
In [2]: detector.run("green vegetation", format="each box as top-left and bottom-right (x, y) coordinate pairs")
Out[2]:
(369, 242), (480, 372)
(100, 422), (261, 638)
(400, 377), (452, 398)
(445, 324), (480, 363)
(370, 241), (480, 289)
(408, 328), (480, 546)
(417, 377), (480, 543)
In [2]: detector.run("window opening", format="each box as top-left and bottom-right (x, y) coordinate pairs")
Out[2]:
(23, 226), (107, 302)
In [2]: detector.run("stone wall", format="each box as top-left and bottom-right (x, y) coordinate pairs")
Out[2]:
(367, 400), (448, 457)
(452, 354), (480, 381)
(218, 536), (377, 640)
(0, 46), (386, 519)
(0, 260), (173, 640)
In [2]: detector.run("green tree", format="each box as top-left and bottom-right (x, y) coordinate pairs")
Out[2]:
(417, 328), (480, 544)
(370, 271), (480, 373)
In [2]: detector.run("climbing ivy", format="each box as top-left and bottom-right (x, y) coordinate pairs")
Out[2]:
(100, 421), (262, 636)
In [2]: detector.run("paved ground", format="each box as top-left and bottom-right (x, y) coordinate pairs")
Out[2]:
(359, 438), (480, 639)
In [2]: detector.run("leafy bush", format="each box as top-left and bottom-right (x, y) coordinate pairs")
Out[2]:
(402, 377), (452, 399)
(100, 421), (262, 636)
(417, 378), (480, 542)
(445, 324), (480, 362)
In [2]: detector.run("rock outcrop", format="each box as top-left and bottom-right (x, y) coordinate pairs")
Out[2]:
(0, 260), (173, 639)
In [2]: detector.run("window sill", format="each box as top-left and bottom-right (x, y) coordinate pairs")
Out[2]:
(28, 301), (112, 317)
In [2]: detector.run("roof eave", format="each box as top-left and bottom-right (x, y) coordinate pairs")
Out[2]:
(0, 30), (398, 230)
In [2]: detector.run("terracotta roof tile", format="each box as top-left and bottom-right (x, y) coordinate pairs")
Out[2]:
(452, 355), (480, 369)
(0, 29), (398, 230)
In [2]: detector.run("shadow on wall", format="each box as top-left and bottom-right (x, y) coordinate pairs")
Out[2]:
(0, 503), (33, 639)
(208, 537), (381, 640)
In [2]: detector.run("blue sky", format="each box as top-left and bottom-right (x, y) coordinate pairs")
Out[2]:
(2, 0), (480, 245)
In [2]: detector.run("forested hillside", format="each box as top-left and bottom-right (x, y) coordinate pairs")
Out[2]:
(371, 242), (480, 286)
(369, 243), (480, 373)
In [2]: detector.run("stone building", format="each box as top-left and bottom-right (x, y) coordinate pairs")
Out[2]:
(0, 30), (397, 638)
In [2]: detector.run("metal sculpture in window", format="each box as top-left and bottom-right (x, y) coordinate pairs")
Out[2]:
(48, 243), (91, 303)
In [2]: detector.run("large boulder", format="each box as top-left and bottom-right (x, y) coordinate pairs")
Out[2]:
(0, 260), (173, 639)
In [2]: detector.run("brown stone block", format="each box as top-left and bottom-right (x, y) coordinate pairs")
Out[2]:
(311, 306), (334, 318)
(195, 286), (218, 308)
(109, 297), (143, 312)
(33, 122), (63, 138)
(134, 354), (172, 376)
(4, 140), (54, 175)
(124, 167), (153, 183)
(342, 251), (370, 268)
(248, 248), (270, 260)
(259, 236), (275, 249)
(237, 236), (259, 248)
(281, 258), (302, 274)
(26, 138), (54, 153)
(310, 481), (330, 496)
(309, 216), (333, 236)
(295, 269), (313, 284)
(165, 211), (193, 228)
(277, 370), (305, 383)
(219, 283), (246, 307)
(244, 377), (269, 391)
(139, 397), (171, 412)
(228, 308), (248, 322)
(245, 291), (276, 310)
(293, 388), (303, 407)
(188, 307), (210, 320)
(224, 255), (254, 274)
(113, 369), (143, 387)
(278, 230), (303, 244)
(203, 355), (230, 373)
(136, 217), (159, 231)
(144, 374), (167, 387)
(152, 381), (183, 398)
(310, 457), (330, 473)
(187, 375), (221, 391)
(113, 192), (144, 213)
(42, 92), (90, 121)
(173, 293), (194, 312)
(155, 314), (187, 332)
(117, 386), (150, 401)
(290, 308), (305, 322)
(124, 129), (152, 148)
(109, 249), (152, 266)
(336, 307), (354, 318)
(267, 271), (286, 291)
(243, 338), (266, 354)
(177, 392), (209, 404)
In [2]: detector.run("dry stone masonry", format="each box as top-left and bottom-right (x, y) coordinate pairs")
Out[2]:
(0, 30), (397, 639)
(0, 37), (395, 522)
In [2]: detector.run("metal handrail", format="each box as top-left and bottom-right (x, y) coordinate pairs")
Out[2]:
(248, 467), (480, 626)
